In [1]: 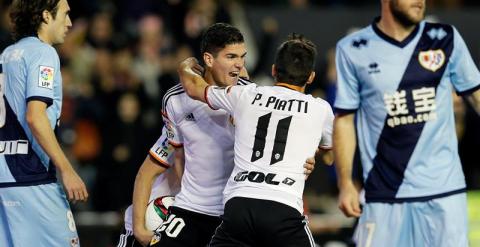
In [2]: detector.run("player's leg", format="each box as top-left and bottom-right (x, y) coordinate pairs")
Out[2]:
(150, 206), (221, 247)
(412, 193), (468, 247)
(209, 197), (256, 247)
(0, 189), (15, 247)
(116, 228), (143, 247)
(1, 184), (80, 247)
(354, 202), (413, 247)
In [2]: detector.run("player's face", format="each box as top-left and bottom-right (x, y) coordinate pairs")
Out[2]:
(209, 43), (247, 87)
(47, 0), (72, 45)
(390, 0), (425, 27)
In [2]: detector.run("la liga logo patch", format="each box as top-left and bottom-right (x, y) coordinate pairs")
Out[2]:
(38, 65), (54, 89)
(418, 49), (445, 72)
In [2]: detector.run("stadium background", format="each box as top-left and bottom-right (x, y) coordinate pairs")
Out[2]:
(1, 0), (479, 246)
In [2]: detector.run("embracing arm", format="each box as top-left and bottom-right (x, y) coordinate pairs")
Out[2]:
(334, 113), (361, 217)
(27, 101), (88, 202)
(178, 57), (209, 102)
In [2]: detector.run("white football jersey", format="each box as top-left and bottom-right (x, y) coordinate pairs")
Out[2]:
(161, 79), (250, 216)
(206, 83), (334, 213)
(124, 126), (181, 231)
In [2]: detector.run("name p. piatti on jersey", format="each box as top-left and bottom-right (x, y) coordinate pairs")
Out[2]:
(250, 93), (308, 113)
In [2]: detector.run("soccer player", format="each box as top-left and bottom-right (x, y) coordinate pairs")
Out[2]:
(333, 0), (480, 246)
(0, 0), (88, 246)
(117, 126), (183, 247)
(178, 34), (334, 247)
(146, 24), (317, 247)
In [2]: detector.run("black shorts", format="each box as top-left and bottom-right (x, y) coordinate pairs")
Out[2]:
(116, 228), (143, 247)
(210, 197), (315, 247)
(149, 206), (222, 247)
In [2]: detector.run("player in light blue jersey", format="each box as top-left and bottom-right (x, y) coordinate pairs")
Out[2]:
(0, 0), (88, 246)
(333, 0), (480, 246)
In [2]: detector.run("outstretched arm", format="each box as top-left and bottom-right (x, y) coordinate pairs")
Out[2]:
(178, 57), (209, 103)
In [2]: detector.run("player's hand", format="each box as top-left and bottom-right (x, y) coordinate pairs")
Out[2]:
(134, 227), (154, 247)
(179, 57), (202, 75)
(60, 166), (89, 203)
(338, 181), (361, 217)
(303, 156), (315, 180)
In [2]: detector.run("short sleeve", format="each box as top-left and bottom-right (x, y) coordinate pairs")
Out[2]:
(449, 27), (480, 96)
(149, 126), (177, 168)
(319, 103), (334, 149)
(162, 113), (183, 147)
(26, 46), (59, 106)
(205, 85), (247, 114)
(333, 44), (360, 113)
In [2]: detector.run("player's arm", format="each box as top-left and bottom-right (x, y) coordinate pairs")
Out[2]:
(178, 57), (209, 103)
(132, 154), (169, 246)
(465, 89), (480, 114)
(132, 124), (182, 246)
(334, 113), (361, 218)
(317, 148), (334, 166)
(26, 101), (88, 202)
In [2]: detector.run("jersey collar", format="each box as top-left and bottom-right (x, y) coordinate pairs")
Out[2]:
(371, 16), (420, 48)
(275, 82), (304, 92)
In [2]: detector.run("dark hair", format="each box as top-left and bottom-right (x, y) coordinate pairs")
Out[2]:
(200, 23), (244, 57)
(10, 0), (60, 41)
(274, 33), (317, 86)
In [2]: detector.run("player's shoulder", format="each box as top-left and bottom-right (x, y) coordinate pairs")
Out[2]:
(423, 21), (454, 32)
(23, 37), (57, 56)
(422, 21), (456, 38)
(162, 83), (186, 112)
(307, 94), (333, 112)
(336, 25), (373, 50)
(237, 77), (253, 85)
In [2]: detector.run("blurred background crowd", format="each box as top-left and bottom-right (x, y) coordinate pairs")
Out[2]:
(1, 0), (480, 246)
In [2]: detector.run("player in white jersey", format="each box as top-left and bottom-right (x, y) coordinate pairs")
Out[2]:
(178, 34), (334, 247)
(147, 24), (316, 247)
(116, 126), (183, 247)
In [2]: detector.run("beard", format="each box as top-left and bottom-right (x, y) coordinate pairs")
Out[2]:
(390, 0), (424, 28)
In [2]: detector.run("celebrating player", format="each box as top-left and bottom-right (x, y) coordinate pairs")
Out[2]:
(178, 33), (334, 247)
(145, 24), (317, 247)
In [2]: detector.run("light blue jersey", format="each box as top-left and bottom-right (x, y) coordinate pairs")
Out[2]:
(0, 37), (79, 246)
(334, 19), (480, 203)
(0, 37), (62, 187)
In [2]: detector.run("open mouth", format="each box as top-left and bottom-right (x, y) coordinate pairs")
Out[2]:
(229, 71), (240, 78)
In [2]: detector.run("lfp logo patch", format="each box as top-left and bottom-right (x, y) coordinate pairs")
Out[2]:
(38, 65), (54, 89)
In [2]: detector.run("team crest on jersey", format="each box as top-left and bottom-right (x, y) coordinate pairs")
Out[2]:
(38, 65), (54, 89)
(418, 49), (445, 72)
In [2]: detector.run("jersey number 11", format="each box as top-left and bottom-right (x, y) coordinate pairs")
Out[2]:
(251, 112), (292, 165)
